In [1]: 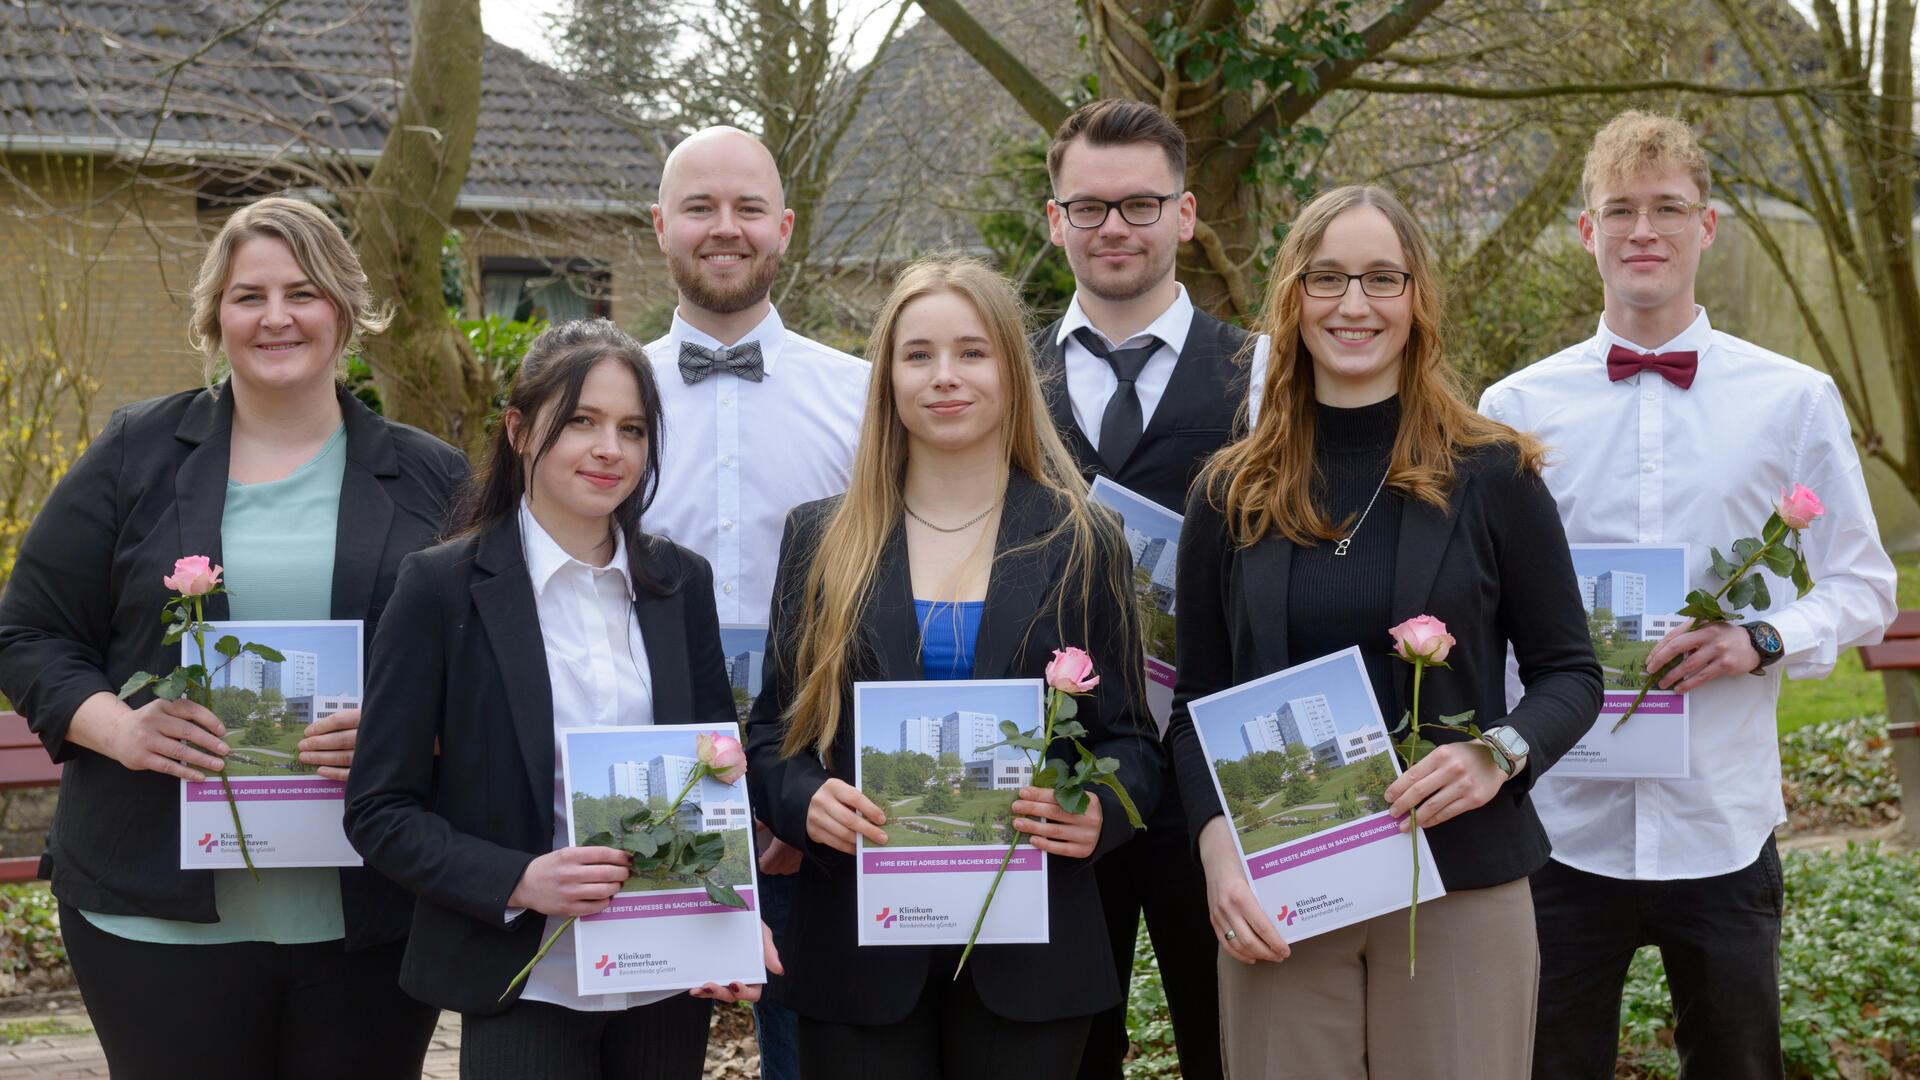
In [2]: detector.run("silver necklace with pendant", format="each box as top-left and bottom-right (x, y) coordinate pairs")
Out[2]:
(1334, 470), (1390, 556)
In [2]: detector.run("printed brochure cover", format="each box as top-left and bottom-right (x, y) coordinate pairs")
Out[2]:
(1089, 476), (1180, 734)
(560, 725), (764, 994)
(1550, 543), (1692, 779)
(853, 679), (1049, 946)
(1187, 646), (1444, 942)
(178, 619), (364, 869)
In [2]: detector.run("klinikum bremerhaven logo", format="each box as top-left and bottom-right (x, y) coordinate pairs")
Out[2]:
(197, 832), (219, 853)
(873, 905), (946, 930)
(1277, 904), (1298, 928)
(595, 954), (615, 977)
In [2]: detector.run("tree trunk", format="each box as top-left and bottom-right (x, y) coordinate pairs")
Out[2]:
(350, 0), (491, 453)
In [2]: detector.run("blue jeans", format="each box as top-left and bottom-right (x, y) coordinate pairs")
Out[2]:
(753, 872), (800, 1080)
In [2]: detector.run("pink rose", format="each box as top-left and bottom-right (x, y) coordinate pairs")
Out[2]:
(1045, 647), (1100, 694)
(1777, 484), (1826, 530)
(1389, 615), (1454, 664)
(163, 555), (223, 597)
(697, 732), (747, 785)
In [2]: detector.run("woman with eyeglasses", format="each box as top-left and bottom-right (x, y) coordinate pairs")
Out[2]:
(1163, 185), (1601, 1079)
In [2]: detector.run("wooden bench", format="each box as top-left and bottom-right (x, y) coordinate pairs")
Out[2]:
(0, 712), (60, 882)
(1857, 610), (1920, 842)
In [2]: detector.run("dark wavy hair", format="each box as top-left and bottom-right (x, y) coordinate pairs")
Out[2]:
(452, 318), (671, 594)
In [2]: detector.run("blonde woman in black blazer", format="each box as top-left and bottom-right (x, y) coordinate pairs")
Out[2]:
(0, 198), (464, 1079)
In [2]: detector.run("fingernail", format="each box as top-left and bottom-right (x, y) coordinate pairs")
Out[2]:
(217, 744), (230, 755)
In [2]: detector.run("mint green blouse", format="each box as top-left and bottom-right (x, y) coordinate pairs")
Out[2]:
(83, 425), (349, 945)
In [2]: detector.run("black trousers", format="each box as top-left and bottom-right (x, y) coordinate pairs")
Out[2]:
(1530, 836), (1784, 1080)
(1076, 766), (1222, 1080)
(797, 947), (1093, 1079)
(61, 903), (440, 1080)
(460, 992), (713, 1080)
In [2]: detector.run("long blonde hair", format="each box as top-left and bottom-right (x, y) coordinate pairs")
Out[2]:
(1204, 185), (1544, 546)
(781, 255), (1137, 761)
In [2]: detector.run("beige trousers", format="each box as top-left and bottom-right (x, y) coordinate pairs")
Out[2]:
(1218, 877), (1538, 1080)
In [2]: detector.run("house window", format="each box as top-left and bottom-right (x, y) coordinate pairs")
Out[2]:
(477, 257), (611, 323)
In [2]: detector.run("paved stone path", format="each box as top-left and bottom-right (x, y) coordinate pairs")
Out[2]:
(0, 1001), (762, 1078)
(0, 1007), (465, 1079)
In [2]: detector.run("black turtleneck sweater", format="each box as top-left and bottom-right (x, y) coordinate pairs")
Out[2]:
(1288, 395), (1402, 706)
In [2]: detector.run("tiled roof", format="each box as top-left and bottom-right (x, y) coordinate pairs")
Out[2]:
(0, 0), (665, 210)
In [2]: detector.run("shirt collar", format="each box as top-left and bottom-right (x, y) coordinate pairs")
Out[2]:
(518, 497), (635, 600)
(1592, 305), (1712, 359)
(1057, 282), (1194, 355)
(670, 304), (786, 377)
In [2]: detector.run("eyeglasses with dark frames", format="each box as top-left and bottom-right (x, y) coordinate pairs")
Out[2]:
(1297, 269), (1412, 299)
(1054, 193), (1181, 230)
(1587, 200), (1708, 237)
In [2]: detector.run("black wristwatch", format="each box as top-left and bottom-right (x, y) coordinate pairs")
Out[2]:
(1745, 620), (1785, 674)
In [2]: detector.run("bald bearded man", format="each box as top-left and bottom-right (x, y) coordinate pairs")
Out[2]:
(643, 127), (868, 1080)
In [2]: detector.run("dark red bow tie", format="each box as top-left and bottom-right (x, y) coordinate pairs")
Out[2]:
(1607, 344), (1698, 389)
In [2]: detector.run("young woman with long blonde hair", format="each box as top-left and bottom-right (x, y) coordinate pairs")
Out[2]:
(744, 255), (1159, 1076)
(1164, 186), (1601, 1078)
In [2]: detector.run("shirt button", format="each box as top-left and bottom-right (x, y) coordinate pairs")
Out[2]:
(1643, 391), (1656, 402)
(723, 582), (736, 595)
(720, 454), (733, 467)
(1641, 462), (1655, 474)
(721, 519), (733, 531)
(721, 396), (734, 406)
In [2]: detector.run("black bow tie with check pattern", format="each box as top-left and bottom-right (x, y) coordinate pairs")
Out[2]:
(678, 340), (766, 384)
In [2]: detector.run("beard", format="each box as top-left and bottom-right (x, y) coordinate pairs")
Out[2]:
(1070, 240), (1177, 304)
(668, 244), (781, 315)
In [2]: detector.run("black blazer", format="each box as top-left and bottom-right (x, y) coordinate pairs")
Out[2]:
(343, 516), (736, 1016)
(1166, 446), (1603, 892)
(0, 383), (466, 940)
(1031, 308), (1251, 513)
(744, 472), (1163, 1025)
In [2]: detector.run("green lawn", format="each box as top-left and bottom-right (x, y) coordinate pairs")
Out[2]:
(867, 786), (1018, 847)
(1775, 549), (1920, 734)
(222, 723), (315, 778)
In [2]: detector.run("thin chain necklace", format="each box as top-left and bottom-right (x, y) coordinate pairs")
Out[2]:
(1334, 470), (1390, 556)
(905, 498), (1001, 534)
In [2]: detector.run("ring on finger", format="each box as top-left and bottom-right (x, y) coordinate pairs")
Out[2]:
(1224, 928), (1238, 941)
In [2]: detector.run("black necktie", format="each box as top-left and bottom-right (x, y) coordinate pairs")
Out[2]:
(1072, 327), (1161, 472)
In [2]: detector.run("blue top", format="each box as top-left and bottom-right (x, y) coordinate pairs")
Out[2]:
(915, 600), (984, 681)
(82, 425), (348, 946)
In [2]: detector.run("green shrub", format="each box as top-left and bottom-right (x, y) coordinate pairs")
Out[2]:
(0, 884), (64, 983)
(1779, 714), (1900, 832)
(1125, 915), (1181, 1078)
(1620, 843), (1920, 1078)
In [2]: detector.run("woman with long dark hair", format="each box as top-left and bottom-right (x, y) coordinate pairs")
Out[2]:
(1167, 185), (1601, 1078)
(745, 255), (1159, 1076)
(0, 196), (462, 1078)
(346, 319), (767, 1079)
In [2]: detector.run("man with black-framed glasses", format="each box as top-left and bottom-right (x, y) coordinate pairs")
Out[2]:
(1481, 110), (1894, 1080)
(1032, 98), (1268, 1080)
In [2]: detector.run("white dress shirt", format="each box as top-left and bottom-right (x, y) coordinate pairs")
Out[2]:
(1480, 308), (1896, 880)
(1059, 284), (1272, 446)
(512, 499), (669, 1011)
(646, 306), (868, 623)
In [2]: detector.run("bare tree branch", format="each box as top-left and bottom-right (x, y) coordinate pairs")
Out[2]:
(1339, 75), (1865, 99)
(912, 0), (1070, 131)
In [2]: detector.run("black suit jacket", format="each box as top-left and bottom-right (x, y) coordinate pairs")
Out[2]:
(1031, 308), (1251, 513)
(343, 517), (736, 1015)
(744, 473), (1163, 1025)
(1166, 446), (1603, 892)
(0, 383), (466, 940)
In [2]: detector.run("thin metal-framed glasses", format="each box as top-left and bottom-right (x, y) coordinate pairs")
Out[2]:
(1055, 193), (1181, 229)
(1588, 200), (1708, 237)
(1297, 269), (1412, 299)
